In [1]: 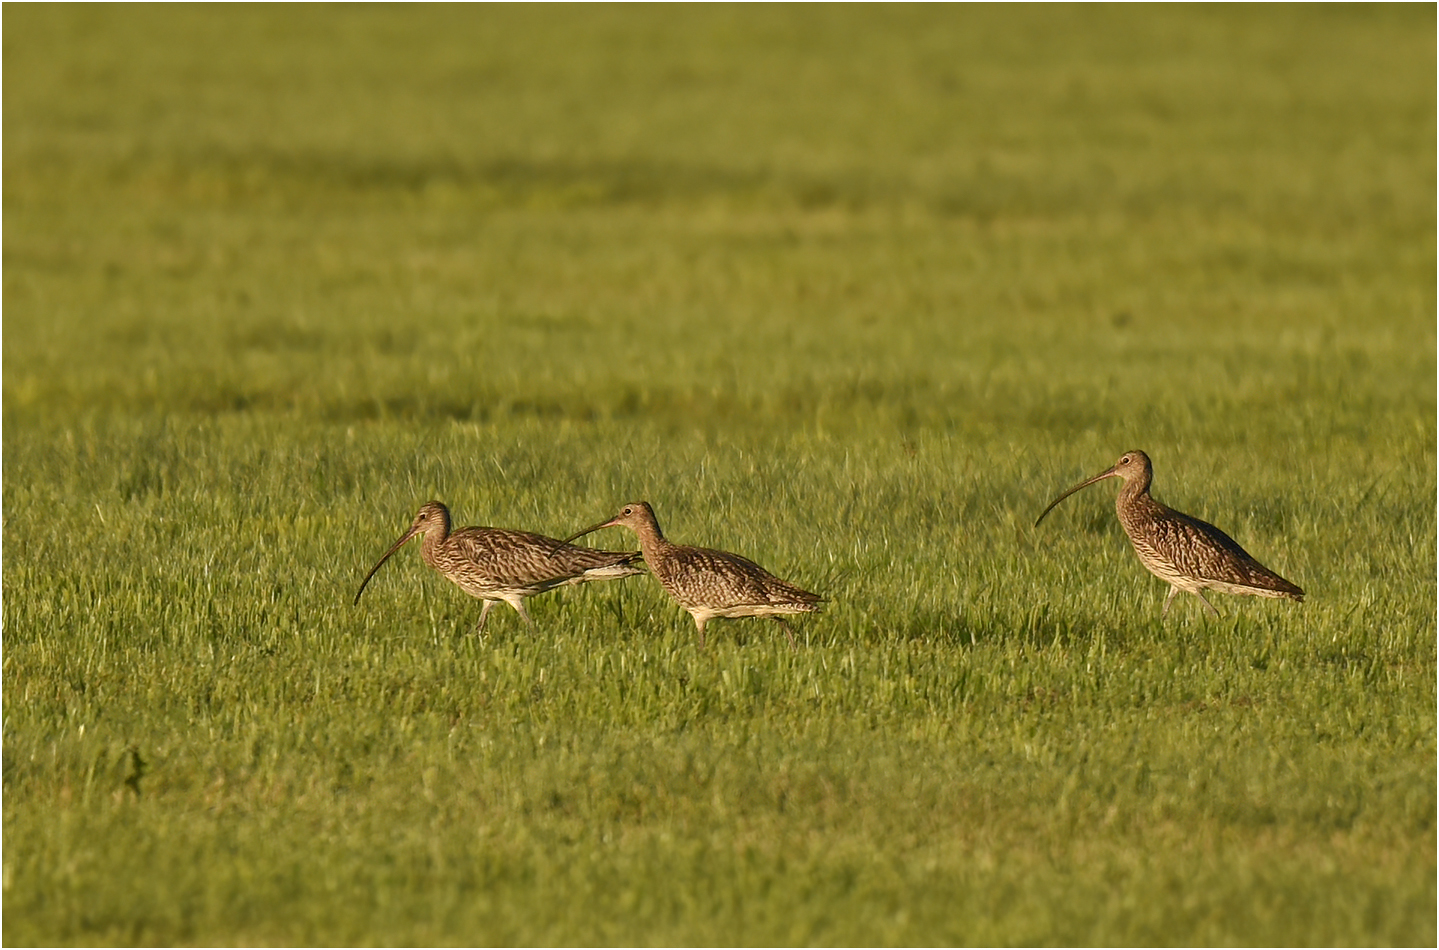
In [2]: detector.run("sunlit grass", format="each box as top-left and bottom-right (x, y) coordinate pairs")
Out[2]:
(4, 4), (1434, 945)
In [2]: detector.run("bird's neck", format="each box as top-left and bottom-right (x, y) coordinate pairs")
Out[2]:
(1116, 477), (1166, 525)
(418, 520), (450, 568)
(630, 517), (670, 557)
(1116, 472), (1152, 505)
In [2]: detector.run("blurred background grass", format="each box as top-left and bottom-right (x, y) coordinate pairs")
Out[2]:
(6, 4), (1429, 435)
(4, 4), (1434, 945)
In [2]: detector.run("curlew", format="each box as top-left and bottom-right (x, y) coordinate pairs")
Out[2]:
(354, 501), (644, 631)
(1035, 450), (1304, 617)
(555, 501), (822, 647)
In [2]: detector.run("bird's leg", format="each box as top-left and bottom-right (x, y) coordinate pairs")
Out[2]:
(694, 615), (707, 649)
(773, 618), (798, 651)
(1193, 590), (1220, 618)
(1162, 587), (1181, 619)
(511, 598), (536, 629)
(474, 599), (495, 634)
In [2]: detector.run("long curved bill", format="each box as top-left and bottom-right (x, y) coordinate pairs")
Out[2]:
(1034, 465), (1120, 527)
(353, 524), (421, 605)
(549, 514), (621, 557)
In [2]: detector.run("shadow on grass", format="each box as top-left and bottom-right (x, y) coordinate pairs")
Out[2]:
(99, 145), (1108, 220)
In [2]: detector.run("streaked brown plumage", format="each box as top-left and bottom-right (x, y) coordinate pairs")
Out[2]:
(354, 501), (643, 631)
(556, 501), (822, 647)
(1035, 450), (1304, 617)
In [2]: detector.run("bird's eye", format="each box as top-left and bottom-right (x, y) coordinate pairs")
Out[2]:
(623, 506), (633, 515)
(1121, 456), (1130, 464)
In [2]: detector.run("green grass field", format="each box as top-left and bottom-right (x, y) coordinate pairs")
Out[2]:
(4, 5), (1434, 945)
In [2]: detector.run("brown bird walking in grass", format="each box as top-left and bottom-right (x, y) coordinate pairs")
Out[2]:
(556, 501), (823, 647)
(1035, 450), (1304, 617)
(355, 501), (644, 631)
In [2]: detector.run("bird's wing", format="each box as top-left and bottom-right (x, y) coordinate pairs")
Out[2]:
(1146, 511), (1282, 588)
(449, 527), (636, 585)
(665, 545), (819, 607)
